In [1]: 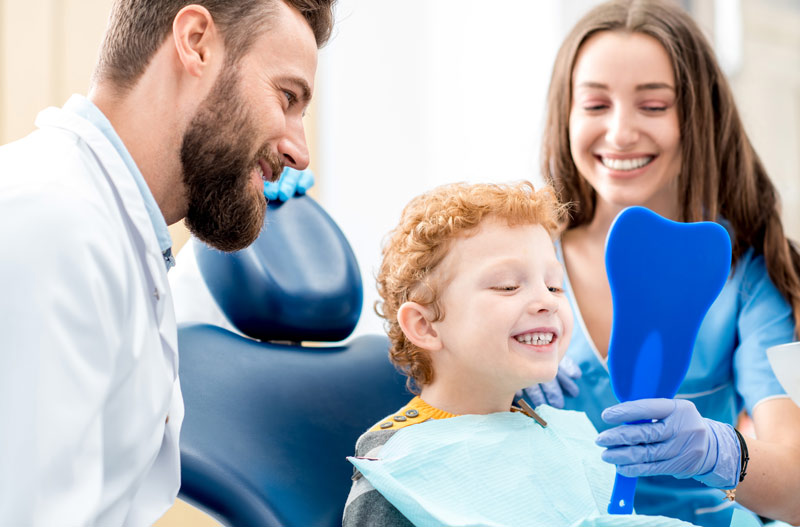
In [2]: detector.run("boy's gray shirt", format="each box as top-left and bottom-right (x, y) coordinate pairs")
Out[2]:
(342, 428), (415, 527)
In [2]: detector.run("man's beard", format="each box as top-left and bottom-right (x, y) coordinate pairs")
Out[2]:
(180, 65), (278, 253)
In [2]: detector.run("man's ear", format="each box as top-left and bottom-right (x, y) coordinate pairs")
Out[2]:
(397, 302), (442, 352)
(172, 5), (220, 78)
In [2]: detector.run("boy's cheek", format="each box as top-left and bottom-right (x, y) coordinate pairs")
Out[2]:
(558, 335), (572, 357)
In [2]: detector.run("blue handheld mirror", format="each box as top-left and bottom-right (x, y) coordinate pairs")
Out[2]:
(604, 206), (731, 514)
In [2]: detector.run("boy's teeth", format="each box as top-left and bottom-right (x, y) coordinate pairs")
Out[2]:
(601, 156), (652, 171)
(515, 332), (554, 345)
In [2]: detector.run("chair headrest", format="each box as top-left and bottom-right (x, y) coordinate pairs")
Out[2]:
(194, 195), (363, 342)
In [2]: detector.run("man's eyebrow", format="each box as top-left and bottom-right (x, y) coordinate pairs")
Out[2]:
(284, 76), (312, 105)
(575, 81), (675, 92)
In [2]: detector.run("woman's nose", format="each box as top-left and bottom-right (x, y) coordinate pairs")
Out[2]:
(605, 107), (639, 149)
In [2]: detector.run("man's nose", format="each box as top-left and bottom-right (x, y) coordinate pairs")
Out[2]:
(277, 117), (310, 170)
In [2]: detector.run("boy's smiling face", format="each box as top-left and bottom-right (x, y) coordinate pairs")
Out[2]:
(428, 218), (573, 402)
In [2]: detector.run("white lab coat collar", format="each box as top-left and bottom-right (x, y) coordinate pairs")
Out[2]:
(35, 103), (179, 380)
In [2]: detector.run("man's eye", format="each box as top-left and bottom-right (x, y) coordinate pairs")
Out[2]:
(283, 90), (296, 105)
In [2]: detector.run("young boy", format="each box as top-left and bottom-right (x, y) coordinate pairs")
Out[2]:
(341, 182), (734, 527)
(343, 180), (577, 525)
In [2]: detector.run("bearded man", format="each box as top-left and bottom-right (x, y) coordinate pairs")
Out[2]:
(0, 1), (334, 524)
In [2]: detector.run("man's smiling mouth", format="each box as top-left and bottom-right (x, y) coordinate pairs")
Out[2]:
(256, 158), (276, 182)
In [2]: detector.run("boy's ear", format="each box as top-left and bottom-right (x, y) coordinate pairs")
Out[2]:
(397, 302), (442, 352)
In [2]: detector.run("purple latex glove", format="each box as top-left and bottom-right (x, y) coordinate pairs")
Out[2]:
(596, 398), (740, 488)
(516, 356), (581, 408)
(264, 167), (315, 202)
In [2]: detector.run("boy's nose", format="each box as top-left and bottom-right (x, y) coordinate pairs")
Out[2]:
(527, 288), (558, 314)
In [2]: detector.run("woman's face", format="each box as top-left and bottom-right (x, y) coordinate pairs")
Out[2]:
(568, 30), (682, 219)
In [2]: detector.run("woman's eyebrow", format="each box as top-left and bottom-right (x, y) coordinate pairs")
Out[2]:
(635, 82), (675, 92)
(575, 81), (675, 92)
(576, 81), (608, 90)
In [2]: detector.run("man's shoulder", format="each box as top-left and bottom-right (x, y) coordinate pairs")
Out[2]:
(1, 125), (83, 163)
(0, 155), (129, 278)
(1, 126), (106, 194)
(0, 131), (121, 227)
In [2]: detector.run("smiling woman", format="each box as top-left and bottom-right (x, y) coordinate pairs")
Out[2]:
(531, 1), (800, 525)
(568, 30), (682, 220)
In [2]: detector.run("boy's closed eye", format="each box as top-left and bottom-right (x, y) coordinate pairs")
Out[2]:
(490, 284), (520, 292)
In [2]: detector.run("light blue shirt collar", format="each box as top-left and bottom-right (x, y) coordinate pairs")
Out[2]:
(63, 94), (175, 271)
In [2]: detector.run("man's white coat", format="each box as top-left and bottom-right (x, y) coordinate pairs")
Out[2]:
(0, 100), (183, 526)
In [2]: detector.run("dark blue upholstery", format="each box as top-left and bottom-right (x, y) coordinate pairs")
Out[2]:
(177, 196), (410, 527)
(193, 196), (364, 343)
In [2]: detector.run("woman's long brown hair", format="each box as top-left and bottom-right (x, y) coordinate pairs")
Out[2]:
(541, 0), (800, 334)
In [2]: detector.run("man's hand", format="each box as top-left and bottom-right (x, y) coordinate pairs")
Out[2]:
(596, 398), (741, 488)
(264, 167), (315, 201)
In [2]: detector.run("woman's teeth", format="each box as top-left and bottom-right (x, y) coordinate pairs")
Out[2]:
(515, 332), (554, 345)
(601, 156), (653, 171)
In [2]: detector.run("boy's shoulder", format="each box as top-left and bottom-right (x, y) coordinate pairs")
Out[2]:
(353, 397), (433, 460)
(366, 396), (447, 433)
(353, 396), (457, 458)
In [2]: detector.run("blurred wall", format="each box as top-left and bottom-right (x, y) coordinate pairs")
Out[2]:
(0, 0), (110, 143)
(731, 0), (800, 240)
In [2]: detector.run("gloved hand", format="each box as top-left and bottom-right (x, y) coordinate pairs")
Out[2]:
(263, 167), (315, 202)
(516, 356), (581, 408)
(595, 398), (741, 488)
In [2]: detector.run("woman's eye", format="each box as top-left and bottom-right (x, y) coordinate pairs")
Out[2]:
(583, 104), (608, 111)
(641, 105), (667, 113)
(548, 286), (564, 294)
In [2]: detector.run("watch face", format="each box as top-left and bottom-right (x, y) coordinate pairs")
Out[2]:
(767, 341), (800, 406)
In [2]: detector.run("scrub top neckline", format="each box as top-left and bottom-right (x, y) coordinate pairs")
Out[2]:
(555, 238), (609, 372)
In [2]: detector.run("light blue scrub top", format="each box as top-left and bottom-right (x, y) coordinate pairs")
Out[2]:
(550, 239), (794, 527)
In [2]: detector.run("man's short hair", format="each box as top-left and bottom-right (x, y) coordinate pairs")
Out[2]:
(94, 0), (335, 91)
(376, 181), (565, 392)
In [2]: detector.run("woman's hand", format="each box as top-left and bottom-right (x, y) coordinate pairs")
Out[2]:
(595, 398), (740, 488)
(263, 167), (314, 201)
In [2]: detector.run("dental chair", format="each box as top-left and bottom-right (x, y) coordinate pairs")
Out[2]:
(176, 196), (410, 527)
